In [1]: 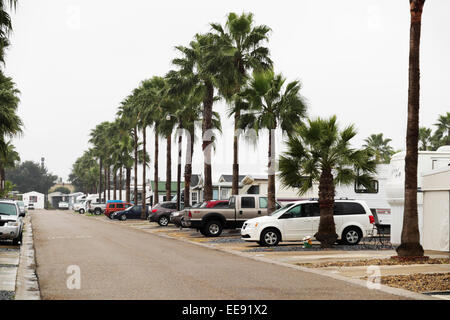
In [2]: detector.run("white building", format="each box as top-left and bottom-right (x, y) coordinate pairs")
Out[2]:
(421, 166), (450, 252)
(387, 146), (450, 245)
(22, 191), (45, 209)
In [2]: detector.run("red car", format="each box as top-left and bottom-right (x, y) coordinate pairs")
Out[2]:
(200, 200), (229, 208)
(104, 201), (133, 218)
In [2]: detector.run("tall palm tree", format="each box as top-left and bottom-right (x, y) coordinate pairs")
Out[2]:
(397, 0), (426, 258)
(236, 69), (307, 213)
(89, 122), (111, 202)
(362, 133), (395, 164)
(279, 116), (377, 248)
(172, 34), (219, 201)
(418, 127), (432, 151)
(209, 12), (272, 196)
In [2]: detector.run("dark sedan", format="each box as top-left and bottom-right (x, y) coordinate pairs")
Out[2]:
(111, 205), (150, 221)
(148, 201), (184, 226)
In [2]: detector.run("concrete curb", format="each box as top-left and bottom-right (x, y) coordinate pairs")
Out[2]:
(15, 214), (41, 300)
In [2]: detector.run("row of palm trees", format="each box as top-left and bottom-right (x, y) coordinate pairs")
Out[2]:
(419, 112), (450, 151)
(0, 0), (22, 197)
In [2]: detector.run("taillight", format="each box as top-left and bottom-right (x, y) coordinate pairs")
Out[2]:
(188, 211), (192, 218)
(369, 215), (375, 224)
(152, 209), (157, 213)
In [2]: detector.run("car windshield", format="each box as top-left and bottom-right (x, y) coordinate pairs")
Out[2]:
(125, 206), (133, 211)
(269, 205), (291, 217)
(0, 203), (17, 216)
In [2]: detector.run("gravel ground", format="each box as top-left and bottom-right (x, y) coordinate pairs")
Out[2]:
(0, 247), (18, 252)
(0, 264), (17, 268)
(244, 243), (395, 252)
(0, 291), (14, 300)
(377, 273), (450, 293)
(206, 238), (246, 244)
(297, 257), (450, 268)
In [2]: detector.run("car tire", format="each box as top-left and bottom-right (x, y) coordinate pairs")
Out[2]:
(12, 232), (22, 246)
(94, 208), (102, 215)
(119, 215), (126, 221)
(260, 228), (280, 246)
(341, 227), (362, 245)
(203, 220), (223, 237)
(158, 215), (169, 227)
(79, 209), (85, 214)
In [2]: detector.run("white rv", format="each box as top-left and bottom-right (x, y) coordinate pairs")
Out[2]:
(386, 146), (450, 245)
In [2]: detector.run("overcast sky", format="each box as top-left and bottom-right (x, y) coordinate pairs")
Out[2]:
(5, 0), (450, 182)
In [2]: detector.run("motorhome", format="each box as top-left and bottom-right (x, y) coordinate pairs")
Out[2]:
(386, 146), (450, 245)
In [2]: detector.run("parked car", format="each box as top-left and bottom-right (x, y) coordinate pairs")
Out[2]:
(149, 201), (184, 226)
(73, 200), (88, 214)
(88, 201), (107, 215)
(27, 203), (34, 210)
(15, 200), (26, 216)
(0, 199), (24, 245)
(104, 200), (133, 218)
(58, 201), (69, 210)
(183, 195), (281, 237)
(111, 205), (150, 221)
(171, 201), (228, 227)
(241, 199), (375, 246)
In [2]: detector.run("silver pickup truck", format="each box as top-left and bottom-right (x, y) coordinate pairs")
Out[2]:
(87, 201), (106, 215)
(183, 194), (281, 237)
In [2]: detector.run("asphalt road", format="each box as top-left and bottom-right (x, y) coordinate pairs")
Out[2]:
(32, 210), (405, 300)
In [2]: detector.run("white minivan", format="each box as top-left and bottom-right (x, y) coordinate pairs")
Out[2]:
(241, 200), (375, 246)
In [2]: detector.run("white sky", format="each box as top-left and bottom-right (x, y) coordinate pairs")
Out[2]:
(5, 0), (450, 182)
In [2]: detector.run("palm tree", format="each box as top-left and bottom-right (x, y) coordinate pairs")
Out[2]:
(418, 127), (432, 151)
(0, 71), (22, 155)
(433, 112), (450, 147)
(279, 116), (377, 248)
(362, 133), (395, 164)
(172, 34), (219, 201)
(0, 0), (17, 64)
(236, 69), (307, 213)
(209, 12), (272, 196)
(89, 122), (111, 202)
(0, 140), (19, 192)
(397, 0), (426, 258)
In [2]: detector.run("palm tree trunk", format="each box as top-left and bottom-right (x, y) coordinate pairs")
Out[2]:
(154, 125), (159, 205)
(315, 167), (338, 248)
(141, 126), (147, 219)
(98, 157), (102, 202)
(103, 166), (106, 202)
(397, 0), (425, 257)
(113, 169), (117, 200)
(232, 111), (240, 196)
(0, 165), (5, 193)
(267, 128), (276, 214)
(107, 165), (110, 201)
(177, 132), (182, 211)
(184, 127), (195, 206)
(126, 167), (131, 203)
(166, 133), (172, 201)
(134, 126), (138, 204)
(119, 167), (123, 200)
(202, 80), (214, 201)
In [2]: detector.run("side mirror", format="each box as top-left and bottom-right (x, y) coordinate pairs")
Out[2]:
(19, 212), (26, 217)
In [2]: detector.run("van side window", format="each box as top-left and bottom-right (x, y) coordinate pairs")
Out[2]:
(335, 202), (365, 215)
(241, 197), (255, 209)
(304, 203), (320, 217)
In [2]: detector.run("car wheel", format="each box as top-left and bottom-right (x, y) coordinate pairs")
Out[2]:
(119, 215), (126, 221)
(158, 215), (169, 227)
(260, 228), (280, 246)
(94, 208), (102, 215)
(204, 220), (223, 237)
(342, 227), (362, 245)
(12, 232), (22, 246)
(79, 209), (85, 214)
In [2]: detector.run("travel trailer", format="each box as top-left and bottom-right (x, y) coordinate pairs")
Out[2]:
(386, 146), (450, 245)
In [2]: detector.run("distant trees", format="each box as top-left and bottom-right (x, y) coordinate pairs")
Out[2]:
(363, 133), (395, 164)
(53, 186), (71, 194)
(6, 160), (58, 194)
